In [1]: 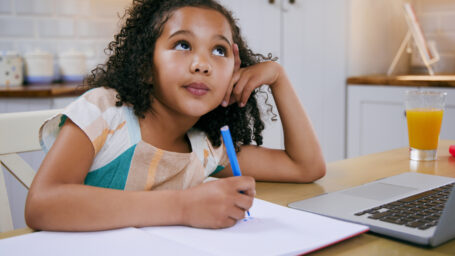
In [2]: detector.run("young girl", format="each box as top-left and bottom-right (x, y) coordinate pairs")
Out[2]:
(25, 0), (325, 231)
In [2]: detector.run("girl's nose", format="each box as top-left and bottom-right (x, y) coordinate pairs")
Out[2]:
(190, 57), (212, 75)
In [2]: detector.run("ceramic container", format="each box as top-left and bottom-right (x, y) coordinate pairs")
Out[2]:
(24, 49), (54, 84)
(58, 49), (87, 82)
(0, 51), (24, 87)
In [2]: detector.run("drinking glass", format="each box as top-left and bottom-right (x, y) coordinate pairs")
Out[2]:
(405, 90), (447, 161)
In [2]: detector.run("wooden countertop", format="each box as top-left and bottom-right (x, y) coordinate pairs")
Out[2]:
(3, 75), (455, 97)
(0, 84), (88, 98)
(347, 75), (455, 87)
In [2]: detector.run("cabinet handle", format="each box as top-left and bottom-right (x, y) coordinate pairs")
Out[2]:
(270, 0), (295, 5)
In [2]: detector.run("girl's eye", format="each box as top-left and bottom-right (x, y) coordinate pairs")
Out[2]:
(212, 46), (226, 57)
(174, 41), (190, 51)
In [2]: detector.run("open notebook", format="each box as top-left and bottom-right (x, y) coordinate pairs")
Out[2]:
(0, 199), (368, 256)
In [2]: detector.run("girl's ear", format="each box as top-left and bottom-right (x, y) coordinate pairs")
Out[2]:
(146, 72), (154, 84)
(148, 66), (157, 84)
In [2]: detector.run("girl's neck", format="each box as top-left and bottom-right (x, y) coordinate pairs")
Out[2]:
(139, 100), (199, 153)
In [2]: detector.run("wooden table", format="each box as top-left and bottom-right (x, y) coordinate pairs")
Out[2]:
(255, 140), (455, 255)
(2, 141), (455, 255)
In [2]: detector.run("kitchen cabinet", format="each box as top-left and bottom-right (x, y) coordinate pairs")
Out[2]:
(0, 97), (75, 113)
(219, 0), (349, 162)
(347, 85), (455, 158)
(219, 0), (283, 150)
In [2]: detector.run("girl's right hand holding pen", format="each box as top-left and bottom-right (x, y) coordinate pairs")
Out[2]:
(179, 176), (255, 229)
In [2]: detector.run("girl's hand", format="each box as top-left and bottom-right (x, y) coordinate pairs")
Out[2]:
(179, 176), (255, 229)
(222, 44), (284, 107)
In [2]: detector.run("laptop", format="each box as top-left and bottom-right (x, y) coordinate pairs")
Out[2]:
(288, 172), (455, 247)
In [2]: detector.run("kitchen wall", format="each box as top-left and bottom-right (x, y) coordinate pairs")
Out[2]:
(348, 0), (455, 76)
(0, 0), (132, 230)
(348, 0), (410, 76)
(0, 0), (132, 77)
(1, 0), (454, 78)
(414, 0), (455, 74)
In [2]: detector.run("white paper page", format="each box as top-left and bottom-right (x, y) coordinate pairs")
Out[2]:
(0, 227), (210, 256)
(141, 198), (369, 256)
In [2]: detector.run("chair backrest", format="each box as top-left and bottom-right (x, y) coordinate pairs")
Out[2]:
(0, 109), (61, 232)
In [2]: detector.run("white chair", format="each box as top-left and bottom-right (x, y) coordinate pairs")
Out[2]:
(0, 109), (61, 232)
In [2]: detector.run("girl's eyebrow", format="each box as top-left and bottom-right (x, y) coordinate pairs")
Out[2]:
(214, 35), (232, 47)
(168, 30), (192, 39)
(168, 30), (232, 47)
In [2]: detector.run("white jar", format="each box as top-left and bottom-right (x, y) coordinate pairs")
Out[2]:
(58, 49), (87, 83)
(24, 49), (54, 84)
(0, 51), (24, 87)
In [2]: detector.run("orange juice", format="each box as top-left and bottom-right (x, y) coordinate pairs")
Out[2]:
(406, 108), (443, 150)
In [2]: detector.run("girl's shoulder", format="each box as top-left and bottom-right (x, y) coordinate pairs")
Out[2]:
(74, 87), (133, 132)
(80, 87), (120, 110)
(40, 87), (134, 153)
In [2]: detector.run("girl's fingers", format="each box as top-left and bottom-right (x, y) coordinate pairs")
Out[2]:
(229, 206), (247, 221)
(232, 74), (249, 104)
(234, 193), (254, 212)
(222, 83), (232, 107)
(240, 76), (261, 106)
(218, 217), (237, 228)
(222, 44), (241, 107)
(223, 71), (240, 107)
(233, 43), (241, 72)
(228, 95), (237, 105)
(234, 74), (261, 107)
(230, 176), (256, 197)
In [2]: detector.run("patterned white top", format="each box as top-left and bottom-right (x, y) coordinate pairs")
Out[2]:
(40, 87), (229, 190)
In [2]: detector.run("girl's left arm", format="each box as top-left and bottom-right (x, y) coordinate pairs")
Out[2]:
(217, 46), (325, 182)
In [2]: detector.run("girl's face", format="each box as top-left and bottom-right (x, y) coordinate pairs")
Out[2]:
(152, 7), (235, 118)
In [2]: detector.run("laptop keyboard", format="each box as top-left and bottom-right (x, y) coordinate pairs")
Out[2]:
(354, 182), (454, 230)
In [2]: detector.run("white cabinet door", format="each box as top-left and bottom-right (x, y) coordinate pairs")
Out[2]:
(347, 86), (408, 158)
(219, 0), (284, 149)
(347, 85), (455, 158)
(220, 0), (350, 160)
(283, 0), (349, 161)
(219, 0), (281, 59)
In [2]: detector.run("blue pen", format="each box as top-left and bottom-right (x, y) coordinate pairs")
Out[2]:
(220, 125), (250, 217)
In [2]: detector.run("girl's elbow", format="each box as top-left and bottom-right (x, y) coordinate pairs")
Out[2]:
(313, 160), (326, 180)
(25, 211), (40, 231)
(310, 154), (326, 181)
(24, 191), (46, 230)
(296, 160), (326, 183)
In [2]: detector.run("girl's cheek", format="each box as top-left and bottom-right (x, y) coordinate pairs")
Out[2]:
(216, 81), (230, 98)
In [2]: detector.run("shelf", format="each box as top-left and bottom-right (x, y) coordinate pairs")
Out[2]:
(0, 83), (88, 98)
(347, 75), (455, 88)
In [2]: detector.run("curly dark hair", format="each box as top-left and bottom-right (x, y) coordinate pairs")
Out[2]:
(86, 0), (275, 150)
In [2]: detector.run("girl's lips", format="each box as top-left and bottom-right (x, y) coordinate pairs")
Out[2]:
(184, 83), (209, 96)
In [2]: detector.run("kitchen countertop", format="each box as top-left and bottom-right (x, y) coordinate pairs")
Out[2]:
(3, 75), (455, 98)
(0, 83), (88, 98)
(347, 75), (455, 87)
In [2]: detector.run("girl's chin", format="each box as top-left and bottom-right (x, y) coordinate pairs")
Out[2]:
(181, 104), (221, 117)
